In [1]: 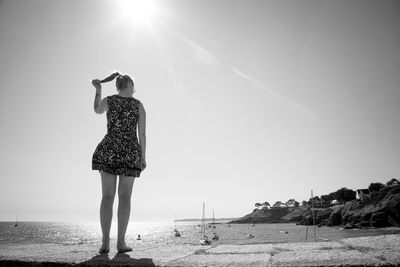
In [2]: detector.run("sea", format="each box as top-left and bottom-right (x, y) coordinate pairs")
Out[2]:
(1, 221), (400, 250)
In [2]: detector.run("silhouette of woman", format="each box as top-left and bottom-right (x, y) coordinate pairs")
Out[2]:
(91, 71), (147, 254)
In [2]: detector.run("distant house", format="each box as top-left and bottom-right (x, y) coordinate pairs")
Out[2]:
(356, 189), (371, 201)
(331, 199), (339, 205)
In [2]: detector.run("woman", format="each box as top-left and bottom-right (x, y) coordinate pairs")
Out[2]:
(91, 71), (146, 254)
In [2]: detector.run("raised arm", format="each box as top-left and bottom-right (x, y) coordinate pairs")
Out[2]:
(138, 101), (146, 170)
(92, 79), (108, 114)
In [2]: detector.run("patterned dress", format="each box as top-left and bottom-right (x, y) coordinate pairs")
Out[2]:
(92, 94), (142, 177)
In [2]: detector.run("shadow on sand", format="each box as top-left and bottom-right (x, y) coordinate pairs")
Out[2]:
(79, 252), (157, 266)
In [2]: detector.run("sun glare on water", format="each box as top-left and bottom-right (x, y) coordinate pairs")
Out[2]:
(118, 0), (160, 29)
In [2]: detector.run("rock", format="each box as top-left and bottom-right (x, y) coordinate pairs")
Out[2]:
(304, 215), (313, 225)
(329, 207), (343, 226)
(343, 222), (355, 229)
(280, 206), (310, 223)
(355, 220), (370, 228)
(361, 213), (372, 221)
(370, 212), (390, 227)
(315, 208), (332, 224)
(388, 214), (400, 226)
(232, 185), (400, 228)
(340, 185), (400, 228)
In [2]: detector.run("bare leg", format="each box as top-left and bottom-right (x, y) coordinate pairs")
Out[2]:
(99, 171), (117, 253)
(117, 175), (135, 252)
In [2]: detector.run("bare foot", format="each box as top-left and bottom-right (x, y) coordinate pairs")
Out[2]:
(117, 242), (133, 253)
(98, 243), (110, 254)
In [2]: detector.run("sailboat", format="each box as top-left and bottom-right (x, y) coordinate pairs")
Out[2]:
(173, 214), (181, 237)
(305, 190), (329, 242)
(14, 215), (18, 227)
(246, 224), (254, 238)
(212, 232), (219, 241)
(211, 210), (216, 228)
(210, 210), (219, 241)
(199, 202), (212, 245)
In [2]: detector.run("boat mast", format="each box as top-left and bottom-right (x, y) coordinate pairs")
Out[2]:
(201, 202), (205, 236)
(311, 190), (316, 238)
(174, 213), (177, 229)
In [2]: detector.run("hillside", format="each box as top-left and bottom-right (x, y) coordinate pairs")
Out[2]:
(230, 185), (400, 228)
(229, 207), (290, 224)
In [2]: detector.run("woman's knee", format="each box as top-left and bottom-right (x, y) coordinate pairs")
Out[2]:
(118, 191), (132, 202)
(102, 190), (116, 200)
(102, 192), (115, 202)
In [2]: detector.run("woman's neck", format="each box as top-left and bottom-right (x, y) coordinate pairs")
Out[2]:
(117, 92), (133, 98)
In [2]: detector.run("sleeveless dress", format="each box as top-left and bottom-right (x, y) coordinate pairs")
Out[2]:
(92, 94), (142, 177)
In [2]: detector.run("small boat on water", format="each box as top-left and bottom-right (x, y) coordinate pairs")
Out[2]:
(279, 230), (288, 234)
(173, 214), (181, 237)
(212, 232), (219, 241)
(14, 215), (18, 227)
(200, 235), (212, 245)
(246, 224), (254, 238)
(199, 202), (212, 245)
(174, 230), (181, 237)
(211, 210), (216, 228)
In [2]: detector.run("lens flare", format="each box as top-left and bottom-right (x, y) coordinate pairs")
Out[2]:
(118, 0), (159, 29)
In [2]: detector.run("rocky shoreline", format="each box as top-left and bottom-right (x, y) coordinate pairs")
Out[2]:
(230, 185), (400, 229)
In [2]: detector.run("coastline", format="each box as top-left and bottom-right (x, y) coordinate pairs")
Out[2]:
(1, 233), (399, 266)
(232, 184), (400, 229)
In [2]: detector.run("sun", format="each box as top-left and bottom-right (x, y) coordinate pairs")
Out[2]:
(118, 0), (159, 29)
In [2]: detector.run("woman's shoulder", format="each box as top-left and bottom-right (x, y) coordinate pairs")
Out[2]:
(109, 94), (142, 106)
(133, 97), (142, 105)
(136, 98), (145, 114)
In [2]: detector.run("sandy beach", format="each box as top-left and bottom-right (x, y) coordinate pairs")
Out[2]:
(1, 233), (399, 266)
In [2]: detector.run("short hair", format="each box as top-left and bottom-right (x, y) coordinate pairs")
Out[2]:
(116, 74), (134, 90)
(99, 71), (134, 90)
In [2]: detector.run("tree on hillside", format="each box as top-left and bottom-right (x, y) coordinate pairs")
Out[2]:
(368, 182), (385, 194)
(272, 201), (285, 208)
(285, 199), (299, 208)
(320, 194), (329, 203)
(255, 203), (262, 209)
(386, 178), (399, 187)
(334, 187), (356, 203)
(262, 201), (270, 209)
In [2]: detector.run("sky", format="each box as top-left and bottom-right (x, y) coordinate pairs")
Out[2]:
(0, 0), (399, 222)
